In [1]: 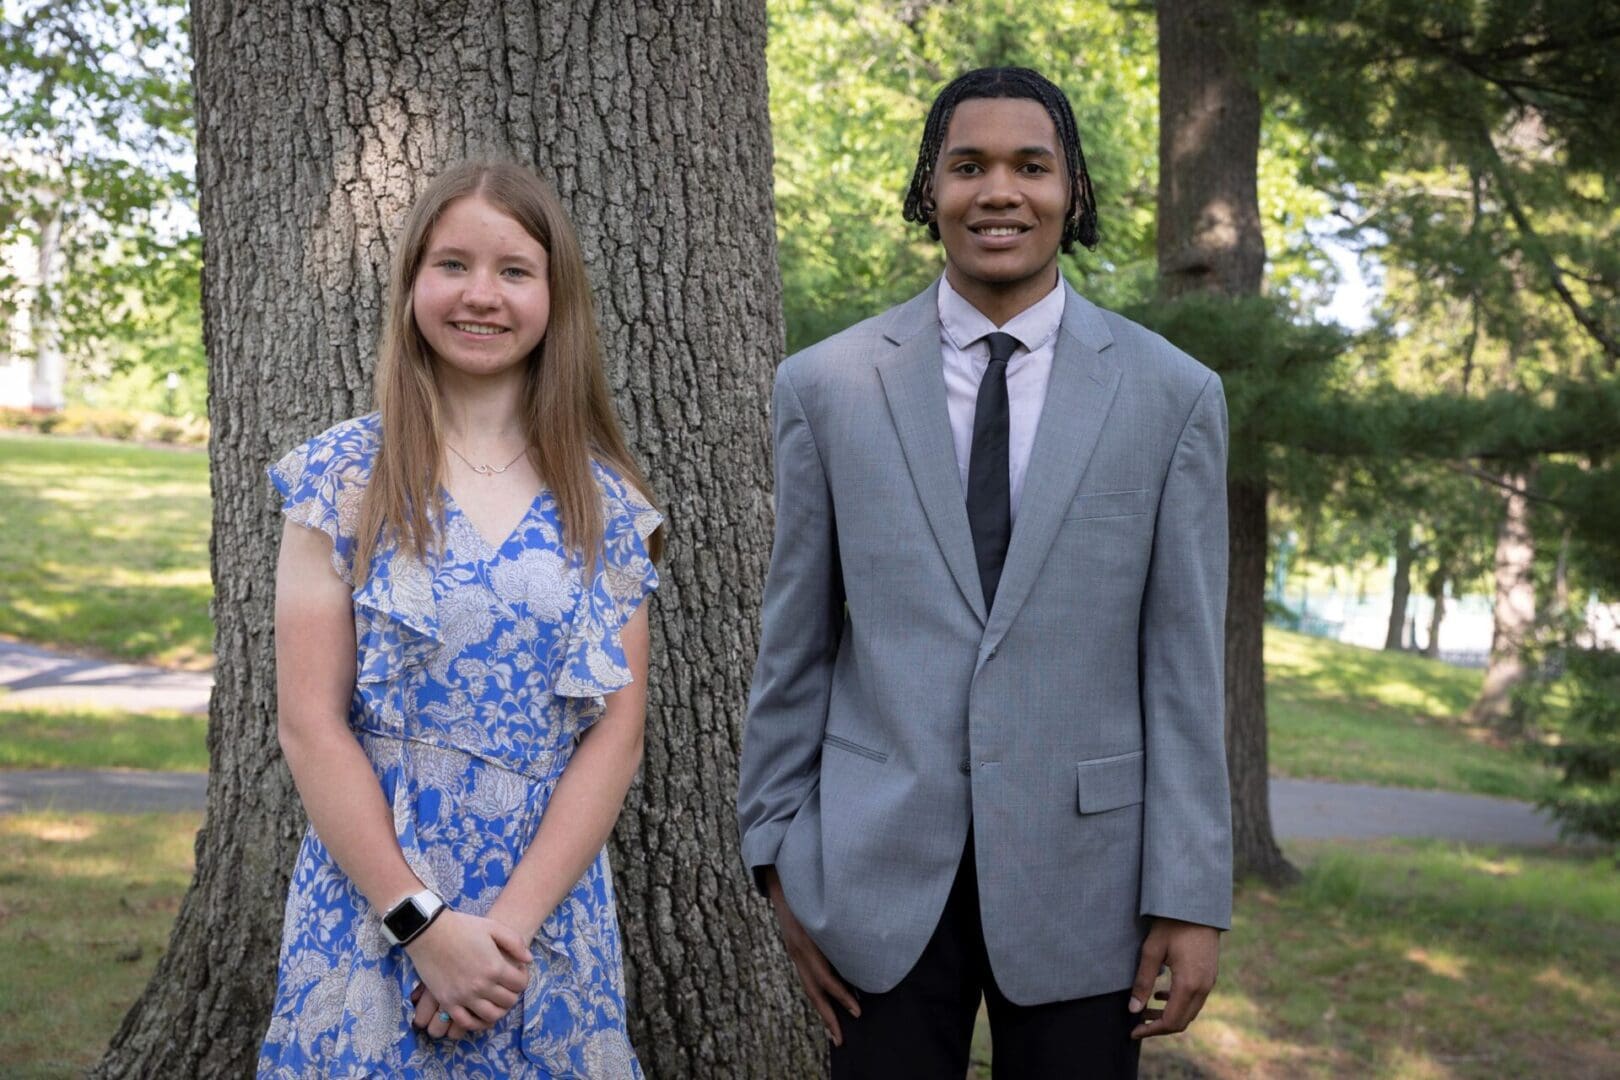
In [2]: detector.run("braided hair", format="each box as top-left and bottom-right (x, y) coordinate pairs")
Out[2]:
(902, 66), (1099, 253)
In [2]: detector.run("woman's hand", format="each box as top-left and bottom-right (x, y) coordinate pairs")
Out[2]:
(405, 911), (531, 1038)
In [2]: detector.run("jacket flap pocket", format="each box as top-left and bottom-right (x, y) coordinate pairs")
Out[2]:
(1076, 750), (1144, 814)
(1066, 488), (1150, 520)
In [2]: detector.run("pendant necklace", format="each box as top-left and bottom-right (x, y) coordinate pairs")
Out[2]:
(447, 443), (527, 476)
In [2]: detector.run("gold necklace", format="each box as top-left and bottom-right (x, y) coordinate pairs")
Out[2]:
(446, 443), (527, 476)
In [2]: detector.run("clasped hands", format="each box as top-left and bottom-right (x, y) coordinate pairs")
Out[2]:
(404, 910), (533, 1042)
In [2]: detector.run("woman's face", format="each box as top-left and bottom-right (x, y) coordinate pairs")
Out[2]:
(413, 194), (551, 380)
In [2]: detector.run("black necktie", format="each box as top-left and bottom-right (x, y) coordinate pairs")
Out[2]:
(967, 332), (1018, 611)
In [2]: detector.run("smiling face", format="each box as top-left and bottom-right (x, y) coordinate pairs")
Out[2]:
(412, 194), (551, 382)
(932, 96), (1070, 322)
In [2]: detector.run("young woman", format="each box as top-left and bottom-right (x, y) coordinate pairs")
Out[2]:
(258, 162), (664, 1079)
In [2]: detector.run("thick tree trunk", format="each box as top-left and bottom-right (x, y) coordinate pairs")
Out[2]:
(1469, 468), (1536, 732)
(1384, 522), (1414, 651)
(94, 3), (817, 1077)
(1157, 0), (1294, 883)
(1424, 568), (1447, 659)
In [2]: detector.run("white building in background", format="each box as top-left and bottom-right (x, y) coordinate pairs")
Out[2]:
(0, 226), (39, 409)
(1, 150), (66, 412)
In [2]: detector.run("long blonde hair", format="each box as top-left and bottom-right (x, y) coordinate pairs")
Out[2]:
(354, 162), (664, 582)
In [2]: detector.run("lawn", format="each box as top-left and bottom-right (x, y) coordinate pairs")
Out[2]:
(971, 839), (1619, 1079)
(0, 810), (202, 1078)
(0, 705), (208, 772)
(0, 433), (212, 669)
(6, 814), (1612, 1079)
(1264, 629), (1555, 801)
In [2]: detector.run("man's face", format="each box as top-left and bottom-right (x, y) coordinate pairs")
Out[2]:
(931, 97), (1069, 309)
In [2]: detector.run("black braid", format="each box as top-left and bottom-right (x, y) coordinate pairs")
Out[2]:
(902, 66), (1099, 253)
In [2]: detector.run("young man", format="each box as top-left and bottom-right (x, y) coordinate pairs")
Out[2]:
(738, 67), (1231, 1078)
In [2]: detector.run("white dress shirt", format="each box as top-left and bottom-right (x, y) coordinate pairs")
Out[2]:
(937, 273), (1065, 523)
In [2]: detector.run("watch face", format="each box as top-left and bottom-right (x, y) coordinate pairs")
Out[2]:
(385, 898), (431, 942)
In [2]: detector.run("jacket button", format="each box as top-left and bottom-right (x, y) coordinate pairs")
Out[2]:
(959, 760), (971, 775)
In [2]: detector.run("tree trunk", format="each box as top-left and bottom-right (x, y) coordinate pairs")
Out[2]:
(1157, 0), (1294, 883)
(29, 195), (65, 411)
(1384, 522), (1414, 651)
(1424, 567), (1446, 659)
(1468, 468), (1536, 732)
(94, 3), (817, 1077)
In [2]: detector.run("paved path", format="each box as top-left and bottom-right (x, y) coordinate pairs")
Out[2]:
(1269, 777), (1567, 845)
(0, 768), (207, 814)
(0, 640), (1578, 844)
(0, 639), (211, 714)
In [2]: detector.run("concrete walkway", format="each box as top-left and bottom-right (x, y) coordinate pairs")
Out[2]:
(0, 639), (211, 714)
(0, 640), (1578, 845)
(0, 768), (207, 814)
(1269, 777), (1568, 846)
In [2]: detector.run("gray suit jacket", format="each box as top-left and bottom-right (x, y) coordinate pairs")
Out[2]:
(737, 279), (1232, 1005)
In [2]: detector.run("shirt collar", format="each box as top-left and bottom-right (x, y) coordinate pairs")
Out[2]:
(937, 272), (1066, 355)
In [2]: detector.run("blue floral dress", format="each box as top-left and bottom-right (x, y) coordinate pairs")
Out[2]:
(257, 414), (660, 1079)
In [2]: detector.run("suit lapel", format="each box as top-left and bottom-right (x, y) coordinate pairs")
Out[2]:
(876, 286), (989, 625)
(983, 284), (1122, 652)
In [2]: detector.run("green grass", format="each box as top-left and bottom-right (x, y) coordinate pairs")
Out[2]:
(0, 810), (202, 1078)
(0, 433), (212, 669)
(1264, 628), (1555, 801)
(971, 839), (1620, 1079)
(0, 705), (207, 771)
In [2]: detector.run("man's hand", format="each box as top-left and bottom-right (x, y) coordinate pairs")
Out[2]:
(763, 866), (861, 1046)
(1128, 917), (1219, 1040)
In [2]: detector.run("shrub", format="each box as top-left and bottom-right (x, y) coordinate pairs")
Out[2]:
(1530, 646), (1620, 845)
(0, 405), (208, 447)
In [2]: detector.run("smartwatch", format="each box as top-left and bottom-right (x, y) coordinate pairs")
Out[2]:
(380, 889), (446, 947)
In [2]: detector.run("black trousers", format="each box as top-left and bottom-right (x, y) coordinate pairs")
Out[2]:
(829, 835), (1140, 1080)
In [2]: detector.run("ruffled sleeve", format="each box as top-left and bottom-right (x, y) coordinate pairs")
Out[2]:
(554, 462), (662, 702)
(266, 415), (380, 586)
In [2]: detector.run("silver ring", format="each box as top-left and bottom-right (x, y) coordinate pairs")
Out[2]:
(437, 1011), (451, 1024)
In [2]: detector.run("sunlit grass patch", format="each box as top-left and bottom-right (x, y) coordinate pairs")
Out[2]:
(1138, 839), (1620, 1079)
(1264, 628), (1554, 800)
(0, 433), (212, 669)
(0, 704), (208, 772)
(0, 810), (202, 1076)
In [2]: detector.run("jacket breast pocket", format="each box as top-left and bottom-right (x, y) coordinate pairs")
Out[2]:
(1065, 488), (1150, 521)
(1076, 750), (1144, 814)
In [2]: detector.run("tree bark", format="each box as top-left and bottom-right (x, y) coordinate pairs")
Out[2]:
(1468, 468), (1536, 732)
(1156, 0), (1295, 883)
(94, 3), (817, 1077)
(1384, 521), (1414, 651)
(1424, 567), (1447, 659)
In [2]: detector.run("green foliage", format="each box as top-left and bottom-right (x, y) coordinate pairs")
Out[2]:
(1528, 647), (1620, 844)
(768, 0), (1167, 351)
(0, 0), (200, 384)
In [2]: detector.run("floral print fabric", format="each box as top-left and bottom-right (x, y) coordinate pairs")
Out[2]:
(257, 414), (660, 1079)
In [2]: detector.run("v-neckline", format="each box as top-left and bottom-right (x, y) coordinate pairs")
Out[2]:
(440, 485), (544, 560)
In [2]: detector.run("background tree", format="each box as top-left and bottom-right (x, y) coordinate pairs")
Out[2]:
(0, 0), (198, 409)
(1268, 0), (1620, 729)
(93, 1), (819, 1076)
(1154, 0), (1301, 883)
